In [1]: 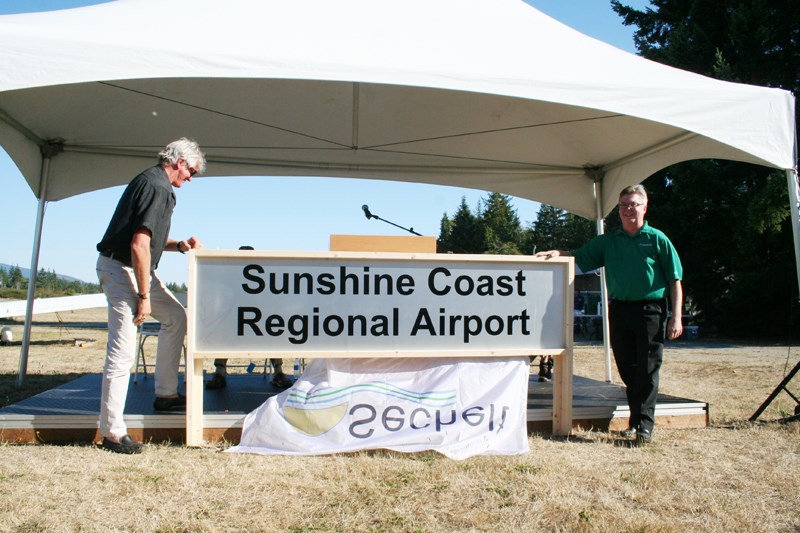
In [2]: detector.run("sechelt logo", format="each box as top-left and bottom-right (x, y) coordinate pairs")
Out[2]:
(281, 381), (509, 440)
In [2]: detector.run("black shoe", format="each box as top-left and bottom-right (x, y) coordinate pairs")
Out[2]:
(538, 358), (553, 382)
(101, 435), (144, 454)
(271, 372), (293, 389)
(205, 373), (227, 390)
(636, 428), (653, 444)
(620, 427), (638, 439)
(153, 394), (186, 412)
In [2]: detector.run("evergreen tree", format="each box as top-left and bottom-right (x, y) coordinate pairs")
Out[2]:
(8, 265), (26, 290)
(438, 212), (454, 253)
(612, 0), (800, 337)
(561, 213), (596, 251)
(530, 204), (566, 253)
(480, 193), (522, 255)
(167, 281), (188, 294)
(36, 268), (58, 294)
(438, 197), (485, 254)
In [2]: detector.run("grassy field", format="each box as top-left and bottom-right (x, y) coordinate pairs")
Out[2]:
(0, 308), (798, 532)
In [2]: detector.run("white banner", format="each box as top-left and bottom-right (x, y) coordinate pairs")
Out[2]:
(228, 356), (531, 460)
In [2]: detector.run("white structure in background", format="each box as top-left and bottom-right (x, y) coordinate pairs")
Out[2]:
(0, 293), (106, 319)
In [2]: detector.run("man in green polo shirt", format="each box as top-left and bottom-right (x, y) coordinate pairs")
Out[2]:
(537, 184), (683, 444)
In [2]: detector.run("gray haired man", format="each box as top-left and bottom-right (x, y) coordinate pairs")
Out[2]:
(96, 137), (206, 454)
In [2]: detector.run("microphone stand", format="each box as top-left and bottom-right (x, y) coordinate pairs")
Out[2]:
(362, 205), (422, 236)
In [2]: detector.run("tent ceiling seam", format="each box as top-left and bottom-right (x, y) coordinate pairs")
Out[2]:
(99, 81), (349, 149)
(98, 81), (625, 153)
(0, 105), (45, 147)
(365, 114), (626, 149)
(351, 82), (360, 150)
(58, 145), (579, 175)
(196, 158), (583, 176)
(603, 131), (698, 171)
(59, 143), (585, 172)
(363, 146), (576, 168)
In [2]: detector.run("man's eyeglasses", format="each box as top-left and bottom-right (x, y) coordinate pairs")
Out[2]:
(619, 202), (644, 210)
(183, 160), (197, 177)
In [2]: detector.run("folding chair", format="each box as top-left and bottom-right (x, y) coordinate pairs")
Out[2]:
(133, 321), (187, 384)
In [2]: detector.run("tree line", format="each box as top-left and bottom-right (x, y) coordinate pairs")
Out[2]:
(437, 193), (598, 256)
(0, 264), (100, 299)
(0, 264), (186, 299)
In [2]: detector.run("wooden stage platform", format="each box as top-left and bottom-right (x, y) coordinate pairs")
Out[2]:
(0, 372), (708, 444)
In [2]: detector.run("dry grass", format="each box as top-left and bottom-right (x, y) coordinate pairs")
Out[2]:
(0, 308), (798, 532)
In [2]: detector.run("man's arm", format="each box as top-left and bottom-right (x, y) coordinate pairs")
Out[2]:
(667, 279), (683, 340)
(131, 228), (152, 326)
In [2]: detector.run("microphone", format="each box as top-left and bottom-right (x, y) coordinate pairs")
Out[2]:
(360, 203), (422, 236)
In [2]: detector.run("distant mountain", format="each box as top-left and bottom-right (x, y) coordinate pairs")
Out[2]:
(0, 262), (86, 283)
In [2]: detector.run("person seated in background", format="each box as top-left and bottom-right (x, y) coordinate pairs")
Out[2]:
(206, 357), (293, 390)
(538, 355), (553, 382)
(205, 246), (293, 391)
(528, 355), (553, 382)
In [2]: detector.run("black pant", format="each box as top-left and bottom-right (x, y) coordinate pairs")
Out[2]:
(609, 299), (667, 433)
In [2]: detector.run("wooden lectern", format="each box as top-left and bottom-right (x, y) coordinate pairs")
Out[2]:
(329, 234), (437, 253)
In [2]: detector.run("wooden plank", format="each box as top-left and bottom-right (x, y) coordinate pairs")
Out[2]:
(330, 234), (436, 253)
(552, 258), (575, 436)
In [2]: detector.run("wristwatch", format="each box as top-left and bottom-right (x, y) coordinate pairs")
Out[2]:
(177, 240), (187, 254)
(138, 292), (150, 300)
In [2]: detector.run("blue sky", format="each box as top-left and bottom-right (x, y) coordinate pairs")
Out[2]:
(0, 0), (651, 284)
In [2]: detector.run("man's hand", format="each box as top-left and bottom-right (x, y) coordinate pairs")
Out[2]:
(535, 250), (561, 259)
(185, 236), (203, 250)
(667, 316), (683, 340)
(134, 297), (151, 327)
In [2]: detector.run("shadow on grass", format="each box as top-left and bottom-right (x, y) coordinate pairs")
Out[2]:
(0, 372), (85, 408)
(536, 432), (640, 448)
(0, 339), (81, 347)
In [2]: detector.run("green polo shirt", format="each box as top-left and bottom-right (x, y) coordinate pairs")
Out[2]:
(572, 222), (682, 301)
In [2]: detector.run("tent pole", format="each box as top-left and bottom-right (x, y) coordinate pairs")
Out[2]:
(787, 167), (800, 301)
(592, 178), (613, 383)
(16, 144), (59, 387)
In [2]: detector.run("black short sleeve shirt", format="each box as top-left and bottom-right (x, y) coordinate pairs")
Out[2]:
(96, 165), (176, 271)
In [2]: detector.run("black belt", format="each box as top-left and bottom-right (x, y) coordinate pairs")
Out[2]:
(610, 298), (664, 305)
(99, 250), (129, 266)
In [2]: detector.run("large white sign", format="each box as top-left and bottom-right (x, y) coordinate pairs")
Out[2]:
(186, 251), (574, 447)
(190, 251), (569, 356)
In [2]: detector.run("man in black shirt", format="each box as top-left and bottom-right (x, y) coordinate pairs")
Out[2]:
(96, 137), (206, 454)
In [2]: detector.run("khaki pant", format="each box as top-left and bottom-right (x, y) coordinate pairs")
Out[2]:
(96, 254), (186, 439)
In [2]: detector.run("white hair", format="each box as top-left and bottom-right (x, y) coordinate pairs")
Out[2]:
(158, 137), (206, 174)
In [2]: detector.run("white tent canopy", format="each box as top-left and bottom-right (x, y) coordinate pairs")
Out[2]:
(1, 0), (798, 381)
(0, 0), (795, 216)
